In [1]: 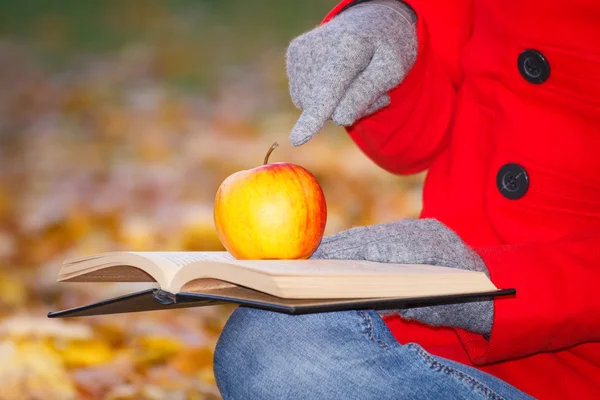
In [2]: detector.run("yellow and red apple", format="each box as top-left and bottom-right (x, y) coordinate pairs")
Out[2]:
(214, 142), (327, 260)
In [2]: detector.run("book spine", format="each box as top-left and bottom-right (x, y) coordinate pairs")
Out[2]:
(152, 289), (177, 305)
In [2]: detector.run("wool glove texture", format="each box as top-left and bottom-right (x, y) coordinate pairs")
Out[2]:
(311, 219), (494, 336)
(285, 0), (417, 146)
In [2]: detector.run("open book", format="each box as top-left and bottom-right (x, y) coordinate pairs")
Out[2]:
(48, 251), (515, 318)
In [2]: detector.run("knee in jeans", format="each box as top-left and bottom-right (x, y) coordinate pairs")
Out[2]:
(213, 308), (405, 399)
(213, 307), (299, 397)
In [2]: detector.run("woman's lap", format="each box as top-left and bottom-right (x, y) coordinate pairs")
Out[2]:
(213, 307), (533, 400)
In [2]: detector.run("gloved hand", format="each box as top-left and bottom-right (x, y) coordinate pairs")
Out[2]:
(311, 219), (494, 336)
(285, 0), (417, 146)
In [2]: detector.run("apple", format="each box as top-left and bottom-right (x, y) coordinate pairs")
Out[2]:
(214, 142), (327, 260)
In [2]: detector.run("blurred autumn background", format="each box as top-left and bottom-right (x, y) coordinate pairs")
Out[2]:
(0, 1), (425, 399)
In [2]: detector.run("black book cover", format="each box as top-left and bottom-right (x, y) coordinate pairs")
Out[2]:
(47, 287), (516, 318)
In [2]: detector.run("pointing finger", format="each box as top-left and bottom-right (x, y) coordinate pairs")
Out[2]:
(289, 40), (374, 146)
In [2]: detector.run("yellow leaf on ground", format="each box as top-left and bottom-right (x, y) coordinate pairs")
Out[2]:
(104, 384), (139, 400)
(0, 272), (28, 307)
(133, 335), (185, 367)
(54, 338), (115, 368)
(0, 339), (77, 400)
(93, 322), (127, 347)
(198, 368), (217, 385)
(169, 347), (213, 375)
(71, 353), (133, 399)
(0, 315), (92, 340)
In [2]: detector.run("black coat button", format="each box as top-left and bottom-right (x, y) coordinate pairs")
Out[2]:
(518, 49), (550, 84)
(497, 164), (529, 200)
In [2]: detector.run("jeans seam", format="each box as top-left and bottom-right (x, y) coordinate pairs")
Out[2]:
(407, 344), (506, 400)
(358, 311), (390, 351)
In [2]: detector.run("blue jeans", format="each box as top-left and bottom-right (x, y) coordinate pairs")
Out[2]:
(213, 307), (535, 400)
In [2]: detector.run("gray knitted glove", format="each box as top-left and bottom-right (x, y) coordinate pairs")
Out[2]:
(311, 219), (494, 336)
(285, 0), (417, 146)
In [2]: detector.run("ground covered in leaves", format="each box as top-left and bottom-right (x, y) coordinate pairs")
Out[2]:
(0, 2), (424, 399)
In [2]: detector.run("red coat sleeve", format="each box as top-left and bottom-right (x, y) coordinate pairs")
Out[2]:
(323, 0), (473, 174)
(457, 229), (600, 364)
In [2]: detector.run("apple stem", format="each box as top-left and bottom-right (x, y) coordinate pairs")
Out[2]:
(264, 142), (279, 165)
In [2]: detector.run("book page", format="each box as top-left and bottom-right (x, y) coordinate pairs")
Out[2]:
(229, 259), (473, 276)
(58, 252), (237, 289)
(131, 252), (235, 268)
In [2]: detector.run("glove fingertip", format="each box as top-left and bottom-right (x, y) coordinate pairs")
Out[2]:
(289, 132), (311, 147)
(289, 111), (325, 146)
(331, 108), (357, 127)
(364, 94), (391, 116)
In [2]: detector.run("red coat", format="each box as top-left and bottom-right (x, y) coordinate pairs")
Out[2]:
(324, 1), (600, 398)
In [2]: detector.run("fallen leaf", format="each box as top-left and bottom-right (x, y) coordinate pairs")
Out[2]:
(133, 335), (185, 367)
(198, 368), (217, 386)
(0, 315), (92, 340)
(0, 271), (28, 307)
(169, 347), (213, 375)
(71, 351), (133, 397)
(0, 339), (77, 400)
(104, 384), (138, 400)
(53, 338), (115, 368)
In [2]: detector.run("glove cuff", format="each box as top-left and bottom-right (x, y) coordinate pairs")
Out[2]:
(380, 299), (494, 336)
